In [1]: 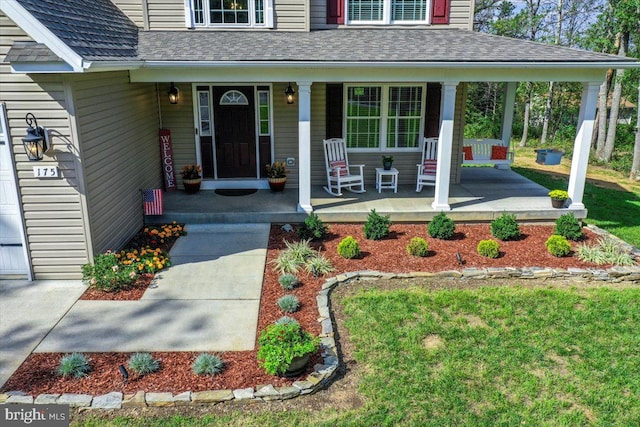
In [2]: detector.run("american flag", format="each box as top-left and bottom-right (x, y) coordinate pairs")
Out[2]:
(143, 189), (163, 215)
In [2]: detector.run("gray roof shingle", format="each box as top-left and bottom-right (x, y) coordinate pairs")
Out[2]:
(4, 41), (62, 62)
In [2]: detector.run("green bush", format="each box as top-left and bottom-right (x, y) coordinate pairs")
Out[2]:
(257, 322), (319, 375)
(192, 353), (225, 376)
(278, 273), (299, 290)
(406, 237), (429, 257)
(577, 236), (636, 266)
(545, 235), (571, 257)
(337, 236), (361, 259)
(428, 212), (456, 240)
(81, 252), (137, 292)
(363, 209), (391, 240)
(491, 213), (521, 241)
(297, 212), (328, 240)
(275, 316), (299, 326)
(477, 239), (500, 258)
(128, 352), (160, 375)
(271, 239), (314, 274)
(277, 295), (300, 313)
(58, 353), (91, 378)
(554, 213), (583, 241)
(305, 252), (335, 277)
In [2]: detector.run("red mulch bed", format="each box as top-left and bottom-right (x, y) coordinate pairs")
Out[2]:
(1, 223), (616, 395)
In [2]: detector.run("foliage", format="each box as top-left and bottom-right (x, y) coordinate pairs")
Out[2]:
(192, 353), (225, 376)
(277, 295), (300, 313)
(297, 212), (327, 241)
(490, 213), (521, 241)
(382, 155), (394, 164)
(406, 237), (429, 257)
(548, 189), (569, 200)
(278, 273), (299, 290)
(577, 236), (636, 266)
(81, 252), (137, 292)
(304, 252), (334, 277)
(264, 161), (287, 178)
(127, 352), (160, 376)
(181, 164), (202, 179)
(271, 239), (314, 274)
(477, 239), (500, 258)
(58, 353), (91, 378)
(275, 316), (299, 326)
(427, 212), (456, 240)
(337, 236), (361, 259)
(126, 222), (185, 248)
(257, 322), (319, 375)
(363, 209), (391, 240)
(554, 213), (584, 241)
(117, 246), (171, 274)
(545, 235), (572, 257)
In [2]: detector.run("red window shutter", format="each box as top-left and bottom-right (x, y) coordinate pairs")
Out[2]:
(327, 0), (345, 25)
(431, 0), (450, 24)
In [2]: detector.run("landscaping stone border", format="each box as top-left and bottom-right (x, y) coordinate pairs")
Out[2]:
(2, 239), (638, 409)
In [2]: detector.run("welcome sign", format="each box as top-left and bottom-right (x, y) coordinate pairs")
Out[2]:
(159, 129), (177, 191)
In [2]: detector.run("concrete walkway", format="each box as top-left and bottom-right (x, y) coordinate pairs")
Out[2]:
(34, 223), (269, 354)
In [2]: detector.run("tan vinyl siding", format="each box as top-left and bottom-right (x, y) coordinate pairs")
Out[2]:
(1, 13), (90, 279)
(72, 71), (161, 255)
(272, 82), (300, 186)
(158, 84), (196, 175)
(110, 0), (146, 27)
(275, 0), (308, 31)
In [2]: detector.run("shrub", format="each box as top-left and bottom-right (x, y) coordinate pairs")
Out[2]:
(477, 239), (500, 258)
(58, 353), (91, 378)
(577, 236), (636, 266)
(278, 274), (299, 290)
(305, 252), (335, 277)
(275, 316), (299, 326)
(337, 236), (361, 259)
(297, 213), (328, 241)
(277, 295), (300, 313)
(271, 239), (314, 274)
(127, 352), (160, 375)
(81, 252), (137, 292)
(554, 213), (583, 241)
(363, 209), (391, 240)
(545, 235), (571, 257)
(428, 212), (456, 240)
(406, 237), (429, 257)
(491, 213), (521, 241)
(257, 322), (319, 375)
(192, 353), (225, 376)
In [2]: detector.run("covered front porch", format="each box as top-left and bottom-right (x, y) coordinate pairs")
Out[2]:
(151, 168), (586, 224)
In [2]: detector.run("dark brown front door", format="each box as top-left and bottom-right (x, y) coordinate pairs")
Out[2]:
(213, 86), (256, 178)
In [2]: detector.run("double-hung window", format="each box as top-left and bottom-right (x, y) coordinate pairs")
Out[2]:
(345, 84), (426, 151)
(348, 0), (430, 24)
(189, 0), (272, 27)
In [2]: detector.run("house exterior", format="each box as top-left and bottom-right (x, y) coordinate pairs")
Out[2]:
(0, 0), (637, 280)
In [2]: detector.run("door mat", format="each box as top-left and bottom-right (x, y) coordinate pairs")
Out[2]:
(214, 189), (258, 197)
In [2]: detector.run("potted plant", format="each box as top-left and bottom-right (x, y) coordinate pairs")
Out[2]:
(382, 155), (394, 170)
(181, 164), (202, 194)
(549, 189), (569, 208)
(257, 321), (319, 377)
(265, 161), (287, 192)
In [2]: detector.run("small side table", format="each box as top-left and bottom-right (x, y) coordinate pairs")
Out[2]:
(375, 167), (399, 193)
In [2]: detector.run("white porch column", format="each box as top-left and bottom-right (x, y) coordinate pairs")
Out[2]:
(297, 81), (313, 213)
(432, 82), (458, 211)
(500, 82), (517, 145)
(567, 81), (600, 209)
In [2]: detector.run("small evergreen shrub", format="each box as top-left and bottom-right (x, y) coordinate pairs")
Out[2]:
(337, 236), (361, 259)
(127, 352), (160, 375)
(277, 295), (300, 313)
(192, 353), (225, 376)
(545, 235), (571, 257)
(271, 239), (314, 274)
(81, 252), (137, 292)
(554, 213), (583, 241)
(297, 212), (328, 241)
(477, 239), (500, 258)
(363, 209), (391, 240)
(305, 252), (335, 276)
(58, 353), (91, 378)
(275, 316), (299, 326)
(278, 273), (299, 290)
(406, 237), (429, 257)
(577, 236), (636, 266)
(428, 212), (456, 240)
(490, 213), (521, 241)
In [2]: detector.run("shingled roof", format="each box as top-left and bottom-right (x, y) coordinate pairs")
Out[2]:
(4, 41), (62, 62)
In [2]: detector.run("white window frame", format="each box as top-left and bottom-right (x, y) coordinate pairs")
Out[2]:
(187, 0), (273, 28)
(345, 0), (431, 25)
(343, 83), (426, 153)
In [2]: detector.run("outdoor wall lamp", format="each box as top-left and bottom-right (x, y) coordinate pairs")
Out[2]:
(22, 113), (49, 161)
(168, 82), (179, 104)
(285, 83), (295, 105)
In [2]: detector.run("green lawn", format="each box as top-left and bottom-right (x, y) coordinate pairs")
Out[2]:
(75, 285), (640, 427)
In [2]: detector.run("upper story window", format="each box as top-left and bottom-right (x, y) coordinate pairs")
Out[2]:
(188, 0), (273, 27)
(348, 0), (430, 24)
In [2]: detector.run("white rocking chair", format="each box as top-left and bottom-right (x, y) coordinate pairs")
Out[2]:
(416, 137), (438, 192)
(323, 138), (366, 196)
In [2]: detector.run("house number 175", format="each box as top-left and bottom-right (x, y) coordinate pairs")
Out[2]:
(33, 166), (59, 178)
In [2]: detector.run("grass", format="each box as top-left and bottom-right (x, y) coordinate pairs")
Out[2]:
(74, 285), (640, 427)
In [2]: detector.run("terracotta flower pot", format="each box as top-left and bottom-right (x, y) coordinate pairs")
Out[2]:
(183, 178), (202, 194)
(268, 177), (286, 192)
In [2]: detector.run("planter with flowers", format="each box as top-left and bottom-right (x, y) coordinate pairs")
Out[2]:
(257, 321), (319, 377)
(181, 164), (202, 194)
(265, 161), (287, 192)
(549, 189), (569, 208)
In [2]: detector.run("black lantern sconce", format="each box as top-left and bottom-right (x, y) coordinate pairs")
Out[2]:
(22, 113), (49, 161)
(285, 83), (295, 105)
(168, 82), (179, 104)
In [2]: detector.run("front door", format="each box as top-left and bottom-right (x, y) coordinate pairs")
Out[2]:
(213, 86), (256, 178)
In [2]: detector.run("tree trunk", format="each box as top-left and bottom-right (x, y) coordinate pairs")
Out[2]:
(519, 98), (531, 147)
(595, 76), (611, 157)
(602, 32), (629, 162)
(541, 81), (554, 145)
(631, 75), (640, 181)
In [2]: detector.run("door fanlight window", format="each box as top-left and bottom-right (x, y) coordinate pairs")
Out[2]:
(220, 90), (250, 105)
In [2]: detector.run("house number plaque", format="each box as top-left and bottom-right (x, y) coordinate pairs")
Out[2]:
(33, 166), (59, 178)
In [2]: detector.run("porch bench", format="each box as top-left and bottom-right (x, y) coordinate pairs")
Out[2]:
(462, 139), (514, 169)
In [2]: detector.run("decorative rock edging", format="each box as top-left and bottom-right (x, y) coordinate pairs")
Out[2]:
(3, 252), (639, 410)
